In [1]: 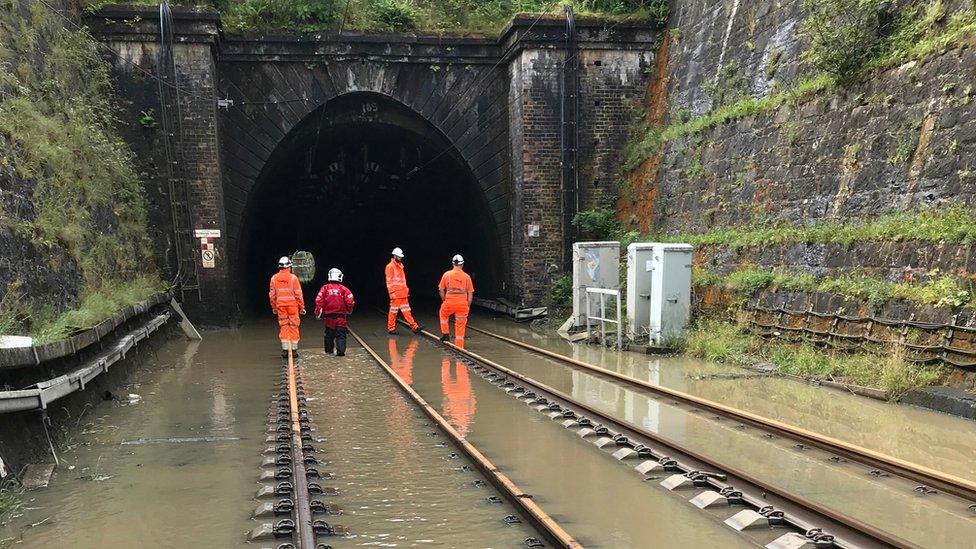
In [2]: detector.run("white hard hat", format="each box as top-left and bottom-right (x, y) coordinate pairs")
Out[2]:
(328, 268), (343, 282)
(278, 256), (292, 268)
(452, 254), (464, 265)
(391, 247), (404, 258)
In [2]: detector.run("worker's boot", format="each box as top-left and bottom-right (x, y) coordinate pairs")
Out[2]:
(388, 330), (399, 335)
(280, 350), (288, 359)
(439, 333), (450, 342)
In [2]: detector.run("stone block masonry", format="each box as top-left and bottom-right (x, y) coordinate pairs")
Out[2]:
(90, 9), (232, 325)
(89, 8), (658, 319)
(653, 0), (976, 234)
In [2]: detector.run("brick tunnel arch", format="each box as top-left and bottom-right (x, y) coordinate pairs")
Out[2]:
(236, 91), (507, 311)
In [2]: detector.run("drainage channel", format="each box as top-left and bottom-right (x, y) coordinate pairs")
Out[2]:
(349, 328), (580, 548)
(412, 327), (911, 549)
(250, 347), (346, 547)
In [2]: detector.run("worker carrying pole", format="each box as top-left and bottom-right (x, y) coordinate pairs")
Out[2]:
(438, 254), (474, 348)
(269, 256), (305, 359)
(314, 268), (355, 356)
(385, 247), (422, 335)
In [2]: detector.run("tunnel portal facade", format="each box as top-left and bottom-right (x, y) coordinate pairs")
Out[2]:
(90, 7), (655, 324)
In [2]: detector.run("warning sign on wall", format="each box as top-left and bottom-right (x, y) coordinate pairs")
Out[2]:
(200, 237), (216, 268)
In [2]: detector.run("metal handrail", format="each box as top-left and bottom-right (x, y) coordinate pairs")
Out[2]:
(584, 287), (622, 350)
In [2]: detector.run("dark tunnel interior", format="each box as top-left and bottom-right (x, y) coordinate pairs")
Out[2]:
(242, 93), (503, 314)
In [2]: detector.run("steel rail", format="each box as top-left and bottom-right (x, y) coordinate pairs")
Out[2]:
(412, 327), (912, 549)
(348, 328), (582, 549)
(286, 345), (317, 548)
(469, 325), (976, 504)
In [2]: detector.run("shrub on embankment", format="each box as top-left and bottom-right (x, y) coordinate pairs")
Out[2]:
(80, 0), (670, 34)
(0, 0), (162, 343)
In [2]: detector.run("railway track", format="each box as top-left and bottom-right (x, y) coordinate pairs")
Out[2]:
(250, 346), (345, 548)
(349, 328), (582, 548)
(393, 323), (924, 548)
(469, 325), (976, 505)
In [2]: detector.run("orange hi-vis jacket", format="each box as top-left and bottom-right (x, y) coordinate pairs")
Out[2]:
(438, 267), (473, 305)
(385, 259), (409, 299)
(269, 269), (304, 311)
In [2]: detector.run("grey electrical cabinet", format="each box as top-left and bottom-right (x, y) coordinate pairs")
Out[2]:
(626, 243), (655, 340)
(626, 243), (692, 344)
(571, 241), (620, 327)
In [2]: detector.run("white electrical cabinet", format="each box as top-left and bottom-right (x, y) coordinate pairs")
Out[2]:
(626, 243), (693, 344)
(571, 241), (620, 327)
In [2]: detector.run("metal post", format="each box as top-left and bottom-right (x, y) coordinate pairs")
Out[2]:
(616, 293), (622, 350)
(585, 290), (592, 342)
(600, 293), (606, 347)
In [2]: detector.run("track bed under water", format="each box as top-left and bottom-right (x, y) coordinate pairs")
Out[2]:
(438, 313), (976, 548)
(355, 315), (753, 547)
(0, 323), (539, 547)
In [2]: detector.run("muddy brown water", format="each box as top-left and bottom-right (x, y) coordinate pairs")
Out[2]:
(449, 313), (976, 548)
(472, 313), (976, 481)
(6, 311), (973, 547)
(355, 317), (753, 548)
(0, 324), (536, 547)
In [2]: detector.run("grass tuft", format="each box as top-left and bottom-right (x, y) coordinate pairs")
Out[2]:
(0, 478), (23, 524)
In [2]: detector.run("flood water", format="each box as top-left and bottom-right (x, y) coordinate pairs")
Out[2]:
(299, 347), (537, 546)
(472, 313), (976, 481)
(1, 328), (273, 547)
(459, 313), (976, 548)
(0, 323), (535, 547)
(5, 312), (974, 547)
(355, 317), (754, 548)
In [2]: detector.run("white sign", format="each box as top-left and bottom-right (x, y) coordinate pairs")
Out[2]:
(202, 249), (216, 268)
(194, 229), (221, 238)
(527, 224), (540, 238)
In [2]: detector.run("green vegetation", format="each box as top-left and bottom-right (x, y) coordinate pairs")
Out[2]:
(659, 204), (976, 250)
(685, 318), (948, 396)
(0, 1), (161, 340)
(703, 265), (974, 310)
(547, 274), (573, 307)
(0, 477), (22, 524)
(580, 203), (976, 254)
(86, 0), (668, 34)
(871, 0), (976, 70)
(623, 75), (833, 170)
(799, 0), (891, 84)
(625, 1), (976, 169)
(572, 206), (622, 240)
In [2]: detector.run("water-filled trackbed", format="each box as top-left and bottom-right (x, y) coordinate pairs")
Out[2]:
(447, 314), (976, 548)
(356, 316), (753, 547)
(5, 313), (976, 547)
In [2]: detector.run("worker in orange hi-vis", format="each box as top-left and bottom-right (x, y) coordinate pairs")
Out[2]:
(269, 256), (305, 359)
(385, 247), (422, 335)
(438, 254), (474, 348)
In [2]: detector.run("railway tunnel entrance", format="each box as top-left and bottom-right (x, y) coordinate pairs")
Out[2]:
(241, 92), (504, 312)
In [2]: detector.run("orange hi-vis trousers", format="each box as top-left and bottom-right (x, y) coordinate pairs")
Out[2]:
(439, 301), (469, 347)
(388, 297), (419, 332)
(276, 304), (301, 348)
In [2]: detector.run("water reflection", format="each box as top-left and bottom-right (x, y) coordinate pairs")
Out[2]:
(387, 338), (418, 384)
(440, 357), (476, 437)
